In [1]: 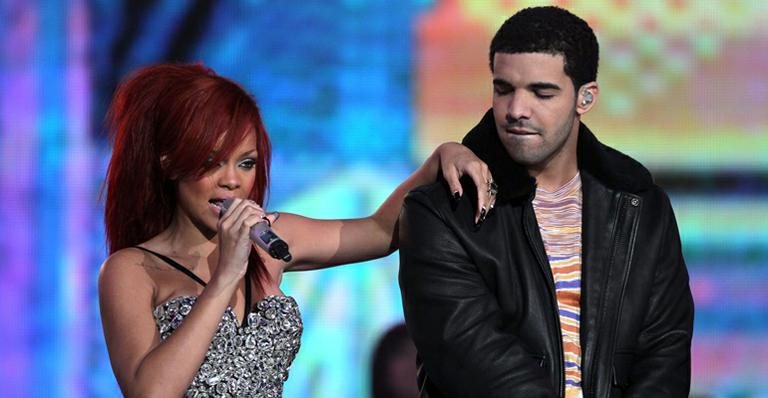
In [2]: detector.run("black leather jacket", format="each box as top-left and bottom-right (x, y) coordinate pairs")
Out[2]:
(399, 110), (694, 397)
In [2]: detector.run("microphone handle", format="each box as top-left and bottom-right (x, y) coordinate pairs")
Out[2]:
(218, 198), (292, 262)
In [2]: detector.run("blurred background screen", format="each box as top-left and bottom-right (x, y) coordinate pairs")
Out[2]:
(0, 1), (766, 397)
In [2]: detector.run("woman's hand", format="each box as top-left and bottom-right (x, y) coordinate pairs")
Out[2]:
(214, 198), (274, 286)
(436, 142), (497, 224)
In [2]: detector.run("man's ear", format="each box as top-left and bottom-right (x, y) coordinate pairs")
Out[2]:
(576, 82), (598, 115)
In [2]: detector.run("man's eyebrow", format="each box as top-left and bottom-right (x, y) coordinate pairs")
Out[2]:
(528, 82), (561, 91)
(492, 79), (561, 91)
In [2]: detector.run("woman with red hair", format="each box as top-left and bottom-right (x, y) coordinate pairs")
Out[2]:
(98, 63), (496, 397)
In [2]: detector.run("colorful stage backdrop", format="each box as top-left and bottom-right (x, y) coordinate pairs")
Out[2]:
(1, 1), (766, 397)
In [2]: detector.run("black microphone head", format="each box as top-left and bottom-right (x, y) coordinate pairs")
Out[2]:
(269, 240), (292, 262)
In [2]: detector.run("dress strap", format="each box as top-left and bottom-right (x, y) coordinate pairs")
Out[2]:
(134, 246), (207, 287)
(135, 246), (254, 326)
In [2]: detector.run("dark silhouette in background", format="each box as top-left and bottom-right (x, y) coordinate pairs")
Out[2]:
(372, 323), (419, 398)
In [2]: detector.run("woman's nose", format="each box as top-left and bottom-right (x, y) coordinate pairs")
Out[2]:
(217, 164), (240, 189)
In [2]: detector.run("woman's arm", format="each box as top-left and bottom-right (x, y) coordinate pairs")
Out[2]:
(279, 142), (495, 271)
(98, 200), (268, 397)
(98, 250), (240, 397)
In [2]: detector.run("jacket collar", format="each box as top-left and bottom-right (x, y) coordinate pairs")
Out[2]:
(461, 109), (654, 202)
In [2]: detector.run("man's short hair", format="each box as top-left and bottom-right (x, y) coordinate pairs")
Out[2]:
(489, 6), (599, 91)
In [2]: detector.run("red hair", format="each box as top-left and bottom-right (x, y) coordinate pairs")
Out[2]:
(104, 63), (272, 285)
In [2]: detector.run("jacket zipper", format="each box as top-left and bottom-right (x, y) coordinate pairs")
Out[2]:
(585, 193), (641, 395)
(523, 204), (565, 396)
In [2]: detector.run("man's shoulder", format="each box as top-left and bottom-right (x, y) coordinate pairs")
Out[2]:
(408, 179), (486, 224)
(406, 177), (485, 209)
(583, 168), (671, 207)
(639, 183), (675, 213)
(577, 123), (655, 194)
(406, 180), (452, 206)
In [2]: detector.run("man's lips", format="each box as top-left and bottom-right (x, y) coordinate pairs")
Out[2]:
(505, 127), (538, 135)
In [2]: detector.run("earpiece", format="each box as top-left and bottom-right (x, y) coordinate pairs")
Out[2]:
(582, 91), (593, 105)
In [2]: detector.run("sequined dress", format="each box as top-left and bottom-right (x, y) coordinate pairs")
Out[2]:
(137, 247), (303, 398)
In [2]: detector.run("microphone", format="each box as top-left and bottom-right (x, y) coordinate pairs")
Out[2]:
(220, 199), (292, 262)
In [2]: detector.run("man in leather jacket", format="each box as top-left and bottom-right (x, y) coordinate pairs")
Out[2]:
(399, 6), (694, 398)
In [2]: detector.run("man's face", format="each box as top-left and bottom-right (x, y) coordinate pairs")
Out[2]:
(491, 52), (580, 173)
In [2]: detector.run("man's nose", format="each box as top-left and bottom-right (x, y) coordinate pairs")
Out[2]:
(507, 93), (531, 121)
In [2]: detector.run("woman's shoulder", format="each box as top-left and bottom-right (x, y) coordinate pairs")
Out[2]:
(101, 246), (155, 271)
(99, 247), (158, 293)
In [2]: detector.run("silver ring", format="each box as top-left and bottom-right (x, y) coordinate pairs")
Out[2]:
(487, 180), (499, 196)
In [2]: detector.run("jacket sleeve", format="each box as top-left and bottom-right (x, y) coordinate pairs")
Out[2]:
(627, 196), (694, 397)
(398, 190), (556, 398)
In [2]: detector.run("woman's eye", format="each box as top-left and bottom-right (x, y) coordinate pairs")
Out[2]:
(239, 159), (256, 169)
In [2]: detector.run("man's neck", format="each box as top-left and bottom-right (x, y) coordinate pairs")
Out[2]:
(529, 162), (579, 192)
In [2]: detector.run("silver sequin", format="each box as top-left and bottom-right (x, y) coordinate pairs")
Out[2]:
(154, 295), (303, 397)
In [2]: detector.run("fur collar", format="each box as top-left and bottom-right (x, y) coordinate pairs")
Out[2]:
(461, 109), (654, 202)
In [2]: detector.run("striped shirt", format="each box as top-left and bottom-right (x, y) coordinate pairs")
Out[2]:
(532, 173), (583, 398)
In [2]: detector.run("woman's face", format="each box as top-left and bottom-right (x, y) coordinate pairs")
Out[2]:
(175, 132), (259, 235)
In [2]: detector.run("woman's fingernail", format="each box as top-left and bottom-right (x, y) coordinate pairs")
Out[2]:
(452, 191), (461, 206)
(476, 207), (487, 225)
